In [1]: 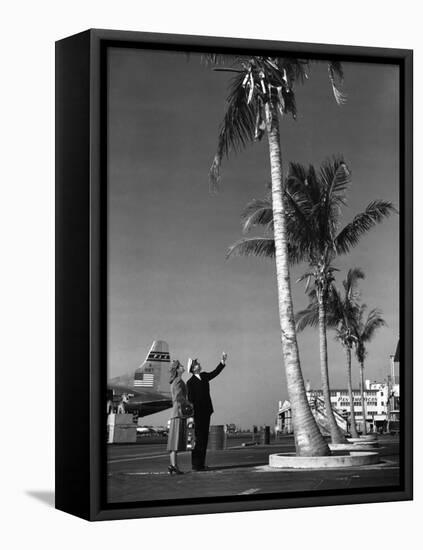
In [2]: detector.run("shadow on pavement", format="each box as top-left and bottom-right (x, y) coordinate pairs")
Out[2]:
(204, 462), (265, 472)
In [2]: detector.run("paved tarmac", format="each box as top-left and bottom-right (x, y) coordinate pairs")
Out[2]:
(107, 434), (400, 504)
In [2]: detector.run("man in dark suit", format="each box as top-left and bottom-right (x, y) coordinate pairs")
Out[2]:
(187, 352), (227, 471)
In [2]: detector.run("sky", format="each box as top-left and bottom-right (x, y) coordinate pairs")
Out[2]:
(107, 47), (399, 429)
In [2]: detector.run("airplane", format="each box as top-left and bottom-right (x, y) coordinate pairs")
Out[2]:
(136, 425), (168, 435)
(107, 340), (173, 417)
(136, 426), (153, 435)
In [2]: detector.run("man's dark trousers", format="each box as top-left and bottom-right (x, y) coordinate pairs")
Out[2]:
(187, 362), (225, 470)
(192, 413), (211, 470)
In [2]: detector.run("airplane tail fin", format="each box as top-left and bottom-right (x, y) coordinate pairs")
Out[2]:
(133, 340), (171, 394)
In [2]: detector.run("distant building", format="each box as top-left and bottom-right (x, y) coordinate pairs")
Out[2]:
(225, 423), (237, 433)
(275, 342), (400, 435)
(387, 340), (400, 433)
(275, 400), (292, 435)
(304, 379), (398, 433)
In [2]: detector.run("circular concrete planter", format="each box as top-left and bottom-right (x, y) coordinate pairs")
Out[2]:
(329, 442), (379, 452)
(347, 435), (378, 443)
(269, 451), (379, 469)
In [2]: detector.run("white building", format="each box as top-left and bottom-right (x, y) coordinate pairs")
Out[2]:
(275, 400), (292, 435)
(276, 343), (400, 435)
(306, 378), (399, 433)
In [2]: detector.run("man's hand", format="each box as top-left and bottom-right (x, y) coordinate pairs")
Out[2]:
(222, 352), (228, 365)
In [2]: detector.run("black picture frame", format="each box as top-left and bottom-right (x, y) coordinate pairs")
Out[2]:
(55, 28), (413, 521)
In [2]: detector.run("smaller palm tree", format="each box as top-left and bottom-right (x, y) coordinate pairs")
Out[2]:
(294, 280), (361, 439)
(331, 268), (365, 439)
(354, 305), (386, 435)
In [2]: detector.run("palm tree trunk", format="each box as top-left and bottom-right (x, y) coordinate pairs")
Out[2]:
(266, 105), (329, 457)
(359, 360), (367, 435)
(345, 346), (359, 438)
(318, 299), (346, 444)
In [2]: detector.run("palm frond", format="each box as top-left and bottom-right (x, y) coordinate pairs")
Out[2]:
(287, 163), (322, 210)
(286, 242), (303, 264)
(305, 165), (322, 204)
(295, 301), (319, 332)
(296, 271), (314, 283)
(209, 72), (257, 190)
(238, 188), (313, 261)
(320, 157), (350, 243)
(200, 53), (237, 66)
(355, 341), (367, 363)
(284, 189), (314, 237)
(334, 200), (398, 255)
(286, 58), (310, 83)
(361, 308), (387, 342)
(285, 165), (307, 197)
(296, 271), (315, 293)
(353, 304), (386, 362)
(227, 236), (302, 264)
(326, 285), (345, 326)
(343, 267), (365, 300)
(226, 237), (275, 260)
(328, 61), (347, 105)
(319, 156), (351, 204)
(240, 198), (273, 233)
(213, 67), (244, 73)
(284, 162), (321, 253)
(295, 284), (345, 332)
(281, 87), (297, 119)
(274, 58), (309, 83)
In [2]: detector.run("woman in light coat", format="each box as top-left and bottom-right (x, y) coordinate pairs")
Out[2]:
(167, 360), (189, 475)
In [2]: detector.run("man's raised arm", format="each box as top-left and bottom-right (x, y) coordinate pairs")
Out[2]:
(205, 352), (227, 381)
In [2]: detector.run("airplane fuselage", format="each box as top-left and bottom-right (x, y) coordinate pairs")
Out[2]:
(107, 384), (172, 417)
(126, 398), (172, 417)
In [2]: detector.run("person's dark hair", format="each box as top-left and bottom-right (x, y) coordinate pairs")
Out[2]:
(169, 360), (180, 384)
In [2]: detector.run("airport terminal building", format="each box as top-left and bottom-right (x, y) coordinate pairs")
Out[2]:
(276, 343), (400, 436)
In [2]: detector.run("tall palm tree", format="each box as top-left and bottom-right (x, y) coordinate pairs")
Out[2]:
(228, 161), (396, 444)
(354, 306), (386, 435)
(209, 57), (347, 456)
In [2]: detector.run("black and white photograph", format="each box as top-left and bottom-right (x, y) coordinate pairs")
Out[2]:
(105, 44), (406, 505)
(4, 0), (421, 543)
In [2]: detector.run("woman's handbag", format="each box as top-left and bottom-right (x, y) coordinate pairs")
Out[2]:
(180, 400), (194, 418)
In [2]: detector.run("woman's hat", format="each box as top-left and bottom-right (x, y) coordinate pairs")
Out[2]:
(169, 359), (180, 374)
